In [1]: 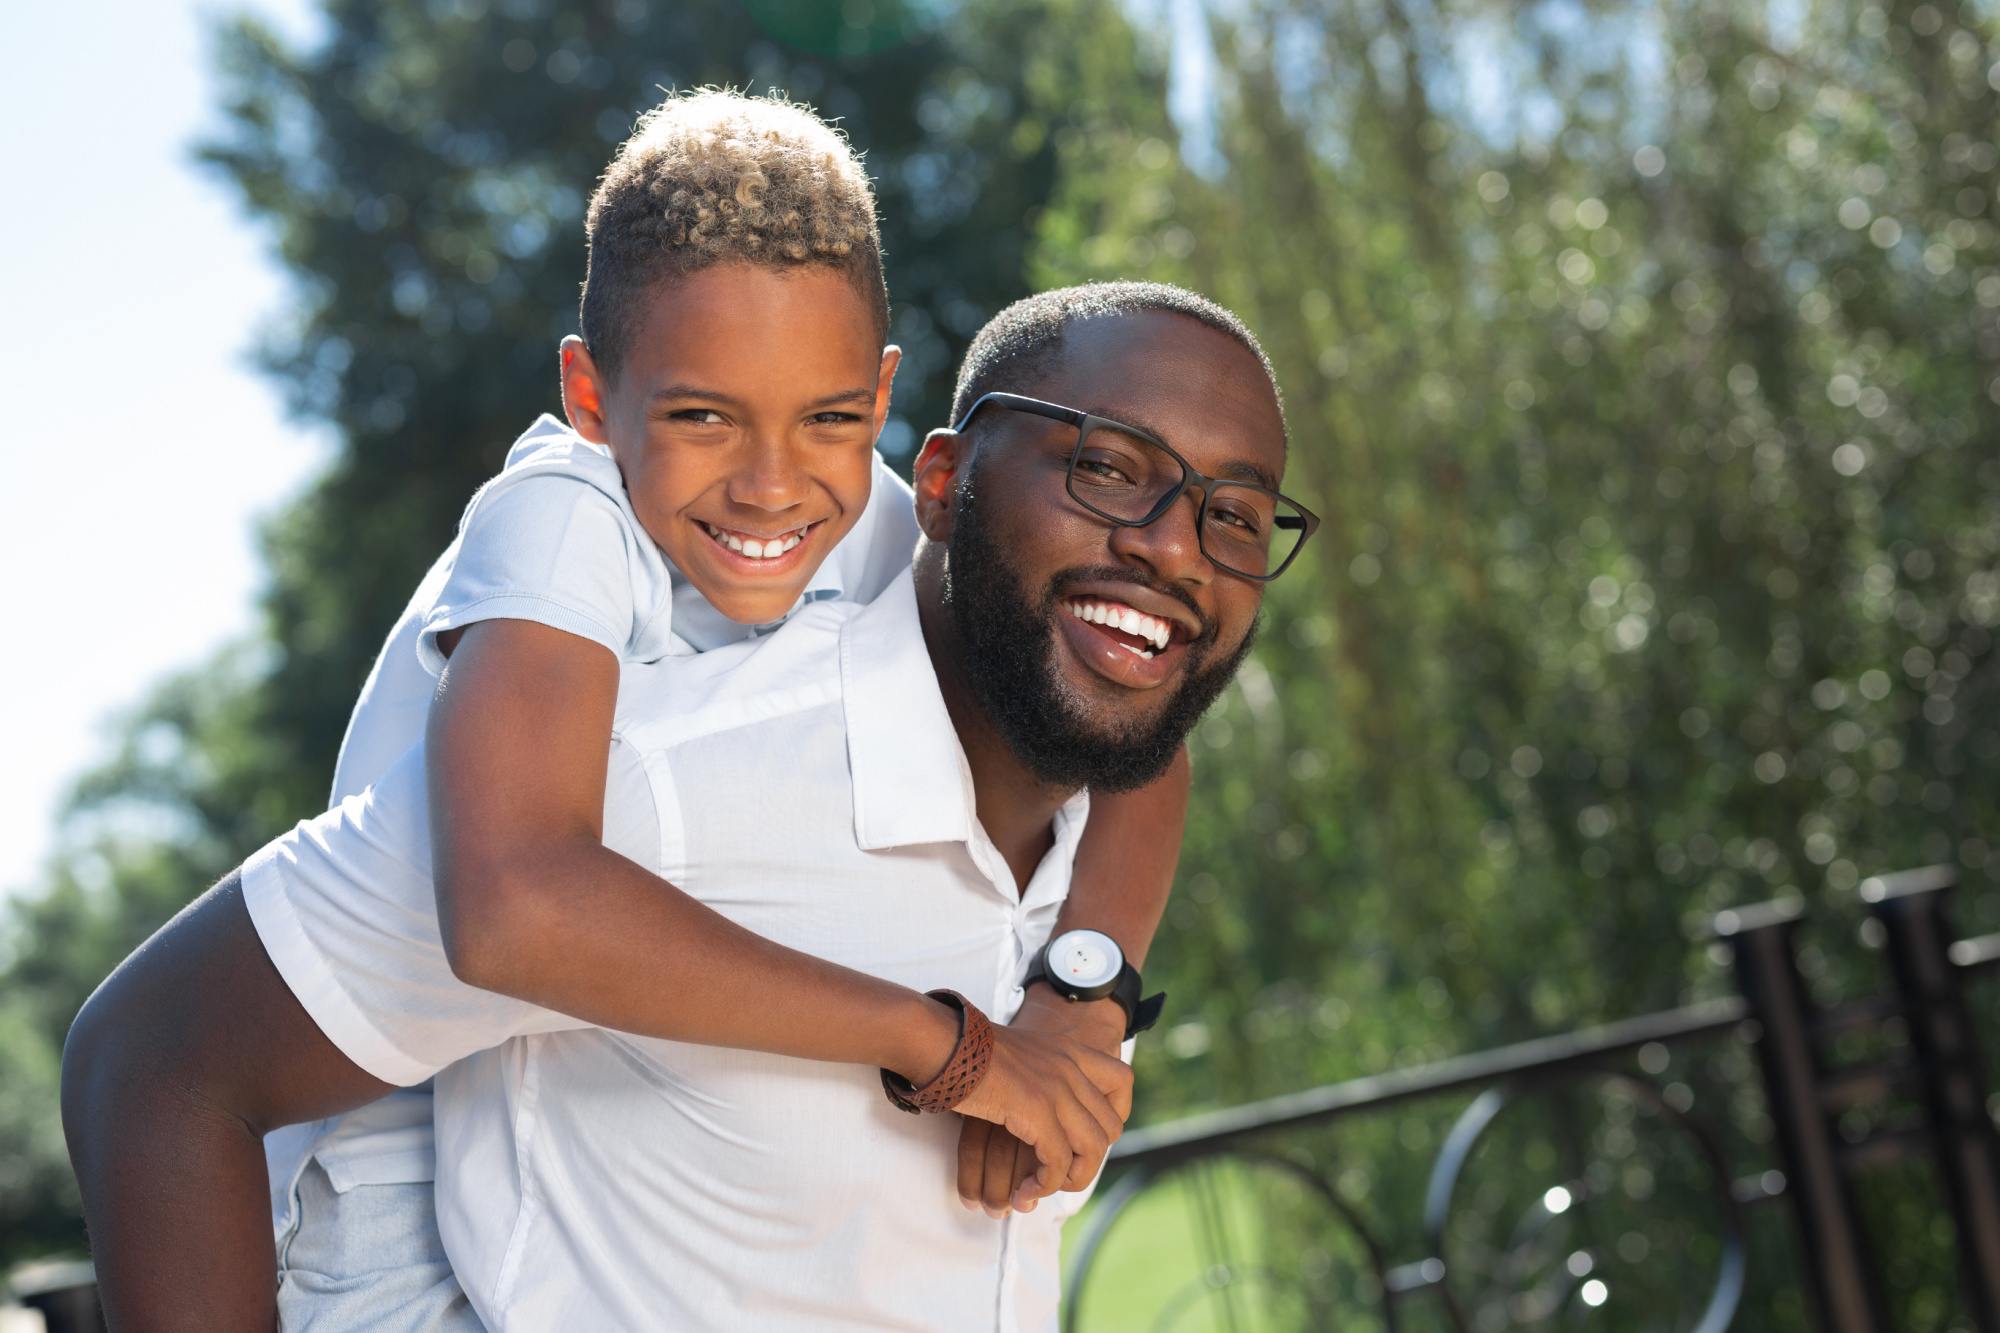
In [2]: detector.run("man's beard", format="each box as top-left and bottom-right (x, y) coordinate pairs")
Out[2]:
(942, 473), (1257, 793)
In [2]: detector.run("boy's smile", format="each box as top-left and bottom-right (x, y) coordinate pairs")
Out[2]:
(561, 262), (899, 626)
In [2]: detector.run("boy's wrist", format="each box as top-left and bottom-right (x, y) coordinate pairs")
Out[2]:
(884, 991), (964, 1085)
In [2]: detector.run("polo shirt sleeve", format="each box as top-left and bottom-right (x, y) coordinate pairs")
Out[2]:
(241, 737), (662, 1085)
(415, 471), (648, 676)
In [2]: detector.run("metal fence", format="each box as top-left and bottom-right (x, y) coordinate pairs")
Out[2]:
(16, 867), (1998, 1332)
(1064, 866), (2000, 1332)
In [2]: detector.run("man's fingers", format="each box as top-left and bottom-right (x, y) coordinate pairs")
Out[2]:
(1051, 1086), (1112, 1185)
(1077, 1048), (1136, 1120)
(1065, 1061), (1126, 1146)
(980, 1127), (1018, 1216)
(1024, 1111), (1075, 1197)
(1009, 1136), (1044, 1213)
(956, 1117), (992, 1209)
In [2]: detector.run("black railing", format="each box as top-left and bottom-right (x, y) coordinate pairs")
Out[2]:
(12, 868), (1998, 1332)
(1064, 866), (2000, 1332)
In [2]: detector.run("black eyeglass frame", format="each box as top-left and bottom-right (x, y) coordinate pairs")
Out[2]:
(951, 391), (1321, 582)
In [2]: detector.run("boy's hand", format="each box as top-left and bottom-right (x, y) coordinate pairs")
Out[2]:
(955, 986), (1130, 1217)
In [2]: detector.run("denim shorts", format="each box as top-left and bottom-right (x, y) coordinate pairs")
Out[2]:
(275, 1161), (482, 1332)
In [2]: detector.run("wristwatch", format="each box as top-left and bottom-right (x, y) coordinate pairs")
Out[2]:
(1023, 929), (1166, 1041)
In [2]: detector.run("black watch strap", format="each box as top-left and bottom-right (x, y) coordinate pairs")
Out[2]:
(1125, 986), (1168, 1040)
(1110, 964), (1167, 1040)
(1024, 952), (1168, 1041)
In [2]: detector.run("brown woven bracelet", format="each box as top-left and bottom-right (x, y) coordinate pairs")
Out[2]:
(881, 989), (995, 1115)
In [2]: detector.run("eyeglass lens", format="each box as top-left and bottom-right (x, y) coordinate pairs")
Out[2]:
(1072, 421), (1308, 578)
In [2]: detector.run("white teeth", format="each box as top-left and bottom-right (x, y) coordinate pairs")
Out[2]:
(1066, 599), (1175, 651)
(705, 522), (807, 559)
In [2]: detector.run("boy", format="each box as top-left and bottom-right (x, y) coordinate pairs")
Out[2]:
(210, 91), (1184, 1325)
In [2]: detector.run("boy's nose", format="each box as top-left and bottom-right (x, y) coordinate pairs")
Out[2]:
(727, 436), (810, 512)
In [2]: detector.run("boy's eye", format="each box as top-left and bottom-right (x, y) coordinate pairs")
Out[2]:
(808, 411), (865, 426)
(668, 408), (728, 425)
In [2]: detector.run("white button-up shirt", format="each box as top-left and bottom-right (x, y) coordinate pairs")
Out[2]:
(243, 570), (1092, 1330)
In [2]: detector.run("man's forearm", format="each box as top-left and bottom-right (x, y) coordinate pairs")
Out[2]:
(1052, 744), (1190, 967)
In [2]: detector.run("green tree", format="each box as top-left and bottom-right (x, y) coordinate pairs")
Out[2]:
(1034, 1), (2000, 1326)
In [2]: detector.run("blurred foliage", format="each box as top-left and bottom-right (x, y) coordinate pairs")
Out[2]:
(6, 0), (2000, 1326)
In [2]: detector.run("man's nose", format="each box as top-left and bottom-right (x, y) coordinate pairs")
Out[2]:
(1105, 489), (1212, 588)
(726, 434), (809, 512)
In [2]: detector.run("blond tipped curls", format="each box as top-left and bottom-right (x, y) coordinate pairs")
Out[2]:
(580, 88), (889, 378)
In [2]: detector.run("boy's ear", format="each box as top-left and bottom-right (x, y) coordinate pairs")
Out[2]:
(911, 428), (966, 542)
(870, 345), (902, 440)
(560, 336), (612, 445)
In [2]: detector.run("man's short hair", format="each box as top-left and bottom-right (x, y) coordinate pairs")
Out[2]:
(581, 89), (889, 382)
(949, 281), (1287, 440)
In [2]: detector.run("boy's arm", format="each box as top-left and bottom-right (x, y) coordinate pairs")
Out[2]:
(428, 617), (1133, 1191)
(61, 873), (399, 1332)
(956, 745), (1190, 1214)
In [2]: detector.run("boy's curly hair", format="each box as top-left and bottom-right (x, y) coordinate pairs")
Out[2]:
(581, 89), (888, 382)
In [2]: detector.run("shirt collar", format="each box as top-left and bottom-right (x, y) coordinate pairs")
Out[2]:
(837, 572), (1094, 859)
(666, 534), (852, 654)
(838, 570), (983, 851)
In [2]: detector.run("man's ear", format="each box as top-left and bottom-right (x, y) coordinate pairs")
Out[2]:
(560, 336), (612, 445)
(870, 345), (902, 441)
(911, 428), (965, 542)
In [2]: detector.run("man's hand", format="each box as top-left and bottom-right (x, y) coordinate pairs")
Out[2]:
(955, 986), (1129, 1217)
(948, 989), (1131, 1216)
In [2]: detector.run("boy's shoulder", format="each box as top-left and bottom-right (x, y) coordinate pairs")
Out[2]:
(451, 414), (640, 542)
(491, 414), (625, 491)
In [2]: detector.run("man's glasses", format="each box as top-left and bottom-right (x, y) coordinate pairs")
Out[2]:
(952, 392), (1319, 581)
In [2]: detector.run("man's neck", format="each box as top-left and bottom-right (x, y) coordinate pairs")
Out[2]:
(915, 578), (1077, 895)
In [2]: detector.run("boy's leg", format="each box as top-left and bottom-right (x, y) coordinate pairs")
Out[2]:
(275, 1162), (478, 1332)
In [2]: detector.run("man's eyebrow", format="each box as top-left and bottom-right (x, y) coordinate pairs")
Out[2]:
(1219, 458), (1283, 491)
(1093, 406), (1284, 491)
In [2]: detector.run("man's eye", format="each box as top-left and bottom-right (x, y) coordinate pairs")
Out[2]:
(1208, 505), (1261, 533)
(1075, 458), (1134, 484)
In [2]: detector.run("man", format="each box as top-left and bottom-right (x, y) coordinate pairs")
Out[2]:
(62, 281), (1312, 1329)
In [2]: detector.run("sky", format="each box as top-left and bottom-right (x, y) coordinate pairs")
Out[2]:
(0, 0), (328, 900)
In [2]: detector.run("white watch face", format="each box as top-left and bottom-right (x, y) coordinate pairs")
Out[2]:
(1049, 929), (1122, 990)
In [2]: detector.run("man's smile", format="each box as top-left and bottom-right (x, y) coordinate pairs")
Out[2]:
(1053, 593), (1202, 690)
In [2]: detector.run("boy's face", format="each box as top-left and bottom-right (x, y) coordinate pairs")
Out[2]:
(562, 263), (897, 626)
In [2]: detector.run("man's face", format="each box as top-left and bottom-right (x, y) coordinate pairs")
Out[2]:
(925, 311), (1287, 790)
(569, 263), (896, 626)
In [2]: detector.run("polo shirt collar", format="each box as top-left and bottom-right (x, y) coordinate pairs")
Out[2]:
(839, 569), (980, 851)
